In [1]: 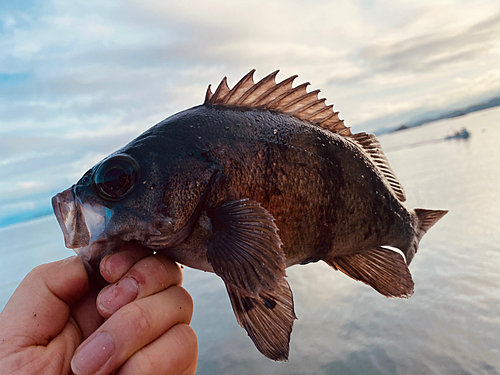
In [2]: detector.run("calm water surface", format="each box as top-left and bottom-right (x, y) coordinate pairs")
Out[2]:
(1, 107), (499, 374)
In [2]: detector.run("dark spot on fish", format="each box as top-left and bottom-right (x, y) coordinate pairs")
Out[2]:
(200, 152), (211, 162)
(187, 149), (216, 164)
(242, 296), (256, 311)
(263, 297), (276, 310)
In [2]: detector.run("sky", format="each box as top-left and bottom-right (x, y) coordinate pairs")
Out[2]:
(1, 0), (500, 227)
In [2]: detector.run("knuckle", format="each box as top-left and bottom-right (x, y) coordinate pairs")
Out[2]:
(174, 324), (198, 353)
(156, 253), (178, 269)
(171, 324), (198, 375)
(132, 255), (182, 289)
(124, 302), (153, 334)
(29, 263), (51, 279)
(132, 349), (157, 374)
(169, 286), (194, 320)
(154, 254), (182, 284)
(173, 286), (193, 307)
(26, 263), (58, 286)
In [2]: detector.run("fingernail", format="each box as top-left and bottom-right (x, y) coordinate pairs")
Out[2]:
(98, 277), (139, 315)
(71, 332), (115, 374)
(102, 253), (131, 279)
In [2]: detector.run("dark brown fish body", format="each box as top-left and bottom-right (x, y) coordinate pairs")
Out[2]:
(52, 70), (447, 361)
(150, 105), (413, 269)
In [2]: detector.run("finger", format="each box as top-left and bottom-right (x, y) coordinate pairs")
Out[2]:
(71, 286), (193, 375)
(71, 289), (105, 339)
(97, 254), (183, 318)
(44, 316), (86, 373)
(117, 324), (198, 375)
(0, 256), (89, 347)
(100, 242), (153, 283)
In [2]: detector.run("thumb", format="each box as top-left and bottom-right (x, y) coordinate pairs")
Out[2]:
(0, 256), (89, 347)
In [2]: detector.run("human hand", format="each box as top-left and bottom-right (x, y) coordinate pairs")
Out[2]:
(0, 243), (198, 374)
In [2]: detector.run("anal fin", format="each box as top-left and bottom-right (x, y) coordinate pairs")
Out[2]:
(225, 278), (296, 361)
(325, 247), (414, 298)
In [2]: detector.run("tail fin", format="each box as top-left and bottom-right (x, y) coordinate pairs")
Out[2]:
(406, 209), (448, 265)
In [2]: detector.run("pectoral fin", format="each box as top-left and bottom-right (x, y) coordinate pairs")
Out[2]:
(225, 278), (296, 361)
(207, 199), (296, 360)
(325, 247), (414, 298)
(207, 199), (286, 294)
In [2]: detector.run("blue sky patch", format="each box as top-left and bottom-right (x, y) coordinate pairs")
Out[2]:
(0, 73), (33, 85)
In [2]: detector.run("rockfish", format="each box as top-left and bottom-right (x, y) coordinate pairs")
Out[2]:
(52, 70), (447, 360)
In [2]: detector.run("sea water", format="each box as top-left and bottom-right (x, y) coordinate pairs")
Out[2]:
(1, 107), (499, 375)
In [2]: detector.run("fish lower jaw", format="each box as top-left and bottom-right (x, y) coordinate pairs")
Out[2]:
(73, 244), (93, 264)
(73, 241), (105, 263)
(73, 239), (123, 276)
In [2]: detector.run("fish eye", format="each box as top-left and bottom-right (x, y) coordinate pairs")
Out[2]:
(93, 154), (140, 201)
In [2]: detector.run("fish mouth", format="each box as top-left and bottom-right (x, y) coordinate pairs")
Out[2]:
(52, 187), (110, 250)
(52, 187), (116, 286)
(52, 187), (91, 249)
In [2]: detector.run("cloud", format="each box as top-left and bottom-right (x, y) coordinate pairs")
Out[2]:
(358, 11), (500, 74)
(1, 0), (500, 225)
(0, 201), (36, 215)
(2, 0), (499, 132)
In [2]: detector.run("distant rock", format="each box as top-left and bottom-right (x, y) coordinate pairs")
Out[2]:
(394, 125), (409, 132)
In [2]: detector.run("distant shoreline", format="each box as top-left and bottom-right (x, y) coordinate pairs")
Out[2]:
(378, 96), (500, 135)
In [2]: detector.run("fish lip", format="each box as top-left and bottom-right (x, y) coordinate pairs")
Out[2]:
(52, 186), (113, 260)
(52, 186), (90, 249)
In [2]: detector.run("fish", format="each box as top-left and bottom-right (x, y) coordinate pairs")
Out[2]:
(52, 69), (448, 361)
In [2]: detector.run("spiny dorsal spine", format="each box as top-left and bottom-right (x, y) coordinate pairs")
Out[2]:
(204, 70), (406, 202)
(204, 69), (349, 135)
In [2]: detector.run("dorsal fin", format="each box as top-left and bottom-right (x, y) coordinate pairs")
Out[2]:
(204, 70), (406, 201)
(349, 132), (406, 202)
(204, 70), (351, 136)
